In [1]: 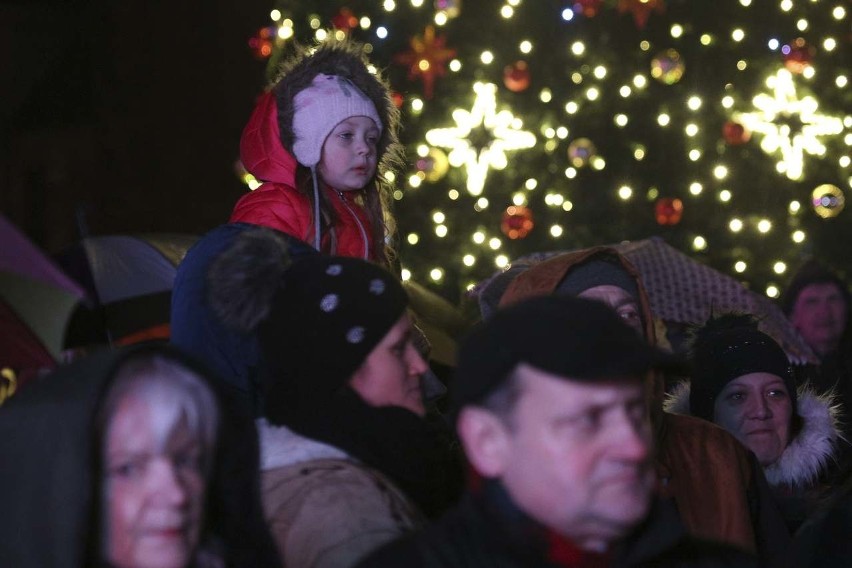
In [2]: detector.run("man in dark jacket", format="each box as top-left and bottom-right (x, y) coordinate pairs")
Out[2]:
(490, 248), (790, 564)
(359, 296), (755, 567)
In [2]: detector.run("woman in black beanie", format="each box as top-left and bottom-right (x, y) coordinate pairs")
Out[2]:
(208, 228), (460, 568)
(665, 313), (843, 532)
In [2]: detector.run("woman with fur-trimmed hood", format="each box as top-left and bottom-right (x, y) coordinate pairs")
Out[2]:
(230, 36), (403, 265)
(665, 313), (844, 532)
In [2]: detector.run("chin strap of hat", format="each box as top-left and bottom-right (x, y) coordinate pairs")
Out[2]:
(310, 165), (321, 252)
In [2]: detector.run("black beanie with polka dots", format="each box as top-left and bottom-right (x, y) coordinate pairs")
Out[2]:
(258, 255), (408, 426)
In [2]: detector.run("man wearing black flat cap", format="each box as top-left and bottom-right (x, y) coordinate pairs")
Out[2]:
(485, 247), (790, 566)
(359, 295), (755, 567)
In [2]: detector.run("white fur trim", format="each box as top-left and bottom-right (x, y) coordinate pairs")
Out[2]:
(764, 388), (842, 487)
(663, 382), (842, 487)
(256, 418), (349, 472)
(664, 381), (692, 416)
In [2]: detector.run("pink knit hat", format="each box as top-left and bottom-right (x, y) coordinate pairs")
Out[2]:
(292, 73), (383, 167)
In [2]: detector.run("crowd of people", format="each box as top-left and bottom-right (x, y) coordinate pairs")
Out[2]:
(3, 35), (852, 568)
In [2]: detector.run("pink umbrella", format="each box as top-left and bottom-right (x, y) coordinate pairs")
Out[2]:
(0, 214), (87, 362)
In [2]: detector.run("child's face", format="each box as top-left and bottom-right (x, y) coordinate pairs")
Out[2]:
(318, 116), (380, 191)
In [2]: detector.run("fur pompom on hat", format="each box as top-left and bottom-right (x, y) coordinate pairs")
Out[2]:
(207, 228), (408, 426)
(206, 227), (292, 333)
(292, 73), (383, 167)
(687, 313), (796, 422)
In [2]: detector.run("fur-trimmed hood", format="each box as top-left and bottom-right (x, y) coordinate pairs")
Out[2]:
(256, 417), (350, 472)
(241, 37), (403, 184)
(498, 247), (659, 345)
(665, 383), (843, 488)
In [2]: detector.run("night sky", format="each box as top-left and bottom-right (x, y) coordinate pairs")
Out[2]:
(1, 0), (273, 252)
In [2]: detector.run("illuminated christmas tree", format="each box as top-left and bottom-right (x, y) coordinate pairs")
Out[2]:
(246, 0), (852, 303)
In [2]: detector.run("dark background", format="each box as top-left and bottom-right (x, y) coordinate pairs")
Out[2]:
(1, 0), (271, 252)
(3, 0), (850, 305)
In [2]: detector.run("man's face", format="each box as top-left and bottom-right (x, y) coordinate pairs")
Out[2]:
(790, 282), (848, 356)
(482, 365), (654, 549)
(577, 285), (643, 336)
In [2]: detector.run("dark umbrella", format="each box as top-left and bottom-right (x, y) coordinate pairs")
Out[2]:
(57, 233), (198, 346)
(473, 237), (817, 364)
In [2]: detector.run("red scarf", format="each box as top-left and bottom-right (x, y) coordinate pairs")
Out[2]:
(546, 531), (611, 567)
(469, 468), (613, 567)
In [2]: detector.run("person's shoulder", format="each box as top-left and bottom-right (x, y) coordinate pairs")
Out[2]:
(662, 535), (758, 567)
(230, 183), (309, 231)
(354, 533), (426, 568)
(266, 458), (409, 504)
(356, 498), (492, 568)
(659, 412), (755, 487)
(264, 459), (422, 568)
(664, 412), (751, 455)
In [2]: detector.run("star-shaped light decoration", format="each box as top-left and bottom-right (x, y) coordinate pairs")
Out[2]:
(618, 0), (665, 29)
(425, 82), (536, 196)
(735, 68), (844, 181)
(393, 25), (456, 99)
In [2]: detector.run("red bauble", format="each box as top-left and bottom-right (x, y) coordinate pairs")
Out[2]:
(248, 26), (276, 59)
(782, 38), (815, 74)
(574, 0), (604, 18)
(391, 91), (404, 109)
(331, 8), (359, 33)
(503, 61), (531, 93)
(722, 121), (750, 145)
(655, 198), (684, 225)
(501, 206), (535, 239)
(618, 0), (665, 29)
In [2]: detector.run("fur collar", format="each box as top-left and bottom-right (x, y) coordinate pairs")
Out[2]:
(664, 383), (842, 487)
(256, 418), (349, 472)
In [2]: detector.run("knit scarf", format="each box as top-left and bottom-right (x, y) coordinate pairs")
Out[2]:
(286, 387), (463, 519)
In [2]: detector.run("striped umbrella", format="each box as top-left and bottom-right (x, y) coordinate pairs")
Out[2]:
(57, 233), (198, 346)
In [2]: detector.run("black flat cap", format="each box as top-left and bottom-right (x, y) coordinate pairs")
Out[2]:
(453, 295), (683, 411)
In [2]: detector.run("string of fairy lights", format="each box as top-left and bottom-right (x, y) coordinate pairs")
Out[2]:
(244, 0), (851, 299)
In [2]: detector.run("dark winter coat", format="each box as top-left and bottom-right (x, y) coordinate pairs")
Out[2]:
(793, 473), (852, 567)
(357, 483), (757, 568)
(0, 344), (280, 568)
(170, 222), (317, 416)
